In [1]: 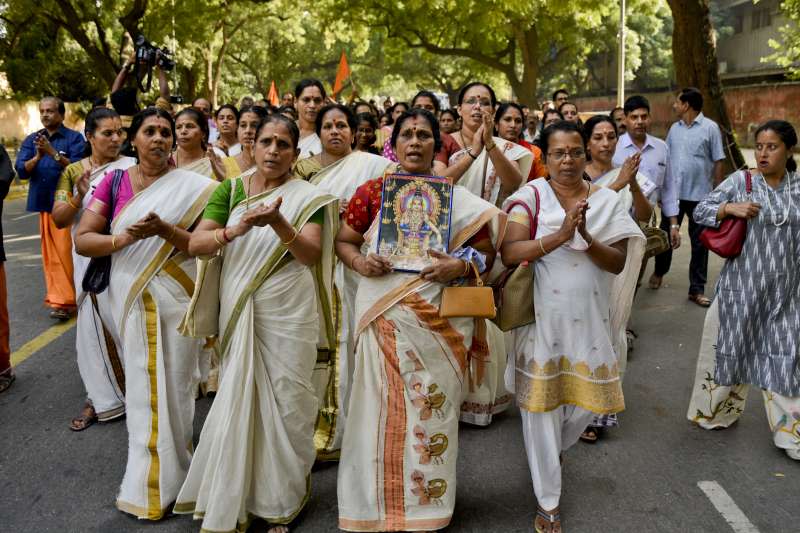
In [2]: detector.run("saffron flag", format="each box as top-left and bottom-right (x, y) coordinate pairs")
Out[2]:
(332, 51), (351, 96)
(267, 81), (280, 106)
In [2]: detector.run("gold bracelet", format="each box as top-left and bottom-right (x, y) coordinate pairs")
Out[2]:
(168, 224), (176, 240)
(486, 142), (497, 152)
(282, 228), (299, 246)
(68, 196), (81, 209)
(111, 235), (117, 251)
(213, 228), (225, 246)
(538, 238), (547, 255)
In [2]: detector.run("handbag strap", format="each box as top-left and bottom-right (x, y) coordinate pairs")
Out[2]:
(744, 169), (752, 194)
(504, 184), (541, 240)
(105, 169), (125, 233)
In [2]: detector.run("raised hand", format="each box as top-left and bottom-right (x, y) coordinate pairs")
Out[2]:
(241, 197), (283, 227)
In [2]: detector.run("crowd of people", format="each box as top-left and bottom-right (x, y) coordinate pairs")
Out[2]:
(0, 73), (798, 533)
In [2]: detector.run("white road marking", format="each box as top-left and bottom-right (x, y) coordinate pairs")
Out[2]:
(11, 212), (38, 221)
(698, 481), (760, 533)
(4, 234), (39, 243)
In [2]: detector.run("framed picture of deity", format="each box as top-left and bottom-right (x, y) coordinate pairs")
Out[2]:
(376, 173), (453, 273)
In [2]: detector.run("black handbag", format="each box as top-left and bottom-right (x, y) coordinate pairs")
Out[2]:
(82, 169), (125, 294)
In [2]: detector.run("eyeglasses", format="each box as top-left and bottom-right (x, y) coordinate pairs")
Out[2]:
(463, 98), (493, 108)
(548, 149), (586, 161)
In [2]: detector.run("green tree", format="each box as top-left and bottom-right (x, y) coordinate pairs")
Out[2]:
(766, 0), (800, 78)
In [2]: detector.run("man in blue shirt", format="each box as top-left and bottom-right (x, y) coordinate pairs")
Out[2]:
(657, 88), (726, 307)
(14, 96), (85, 320)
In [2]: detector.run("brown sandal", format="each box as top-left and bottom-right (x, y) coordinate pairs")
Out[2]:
(580, 427), (600, 443)
(70, 402), (98, 431)
(648, 274), (663, 289)
(689, 293), (712, 307)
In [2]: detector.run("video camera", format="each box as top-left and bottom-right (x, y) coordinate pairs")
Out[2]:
(133, 35), (176, 92)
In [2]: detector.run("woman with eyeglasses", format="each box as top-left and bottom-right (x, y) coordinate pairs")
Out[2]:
(501, 121), (644, 532)
(446, 82), (531, 208)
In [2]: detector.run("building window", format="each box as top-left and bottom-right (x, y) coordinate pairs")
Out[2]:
(733, 12), (744, 34)
(752, 7), (772, 30)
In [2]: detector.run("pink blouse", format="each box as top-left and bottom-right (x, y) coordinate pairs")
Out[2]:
(86, 169), (136, 221)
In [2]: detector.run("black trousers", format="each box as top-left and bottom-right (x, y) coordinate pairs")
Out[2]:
(654, 200), (708, 295)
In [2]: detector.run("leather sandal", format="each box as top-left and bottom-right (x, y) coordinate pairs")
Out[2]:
(535, 507), (561, 533)
(689, 293), (712, 307)
(580, 427), (600, 443)
(70, 402), (98, 431)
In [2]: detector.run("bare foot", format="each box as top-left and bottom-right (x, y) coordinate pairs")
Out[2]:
(266, 526), (289, 533)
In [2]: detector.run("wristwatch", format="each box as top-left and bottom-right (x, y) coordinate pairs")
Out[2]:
(53, 152), (63, 163)
(670, 224), (680, 230)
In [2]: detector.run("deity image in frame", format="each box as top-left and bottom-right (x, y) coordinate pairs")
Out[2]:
(377, 174), (453, 273)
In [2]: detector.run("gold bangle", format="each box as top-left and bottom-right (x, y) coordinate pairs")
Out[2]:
(538, 238), (547, 255)
(282, 228), (299, 246)
(213, 228), (225, 246)
(164, 223), (176, 241)
(68, 196), (81, 209)
(462, 259), (471, 277)
(486, 143), (497, 152)
(111, 235), (117, 251)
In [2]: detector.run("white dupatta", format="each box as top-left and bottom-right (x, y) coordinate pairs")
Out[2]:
(451, 136), (533, 206)
(107, 168), (217, 336)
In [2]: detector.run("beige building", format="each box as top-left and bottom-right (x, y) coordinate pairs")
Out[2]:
(716, 0), (792, 82)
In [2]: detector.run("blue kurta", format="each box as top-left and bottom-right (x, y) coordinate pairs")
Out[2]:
(694, 170), (800, 396)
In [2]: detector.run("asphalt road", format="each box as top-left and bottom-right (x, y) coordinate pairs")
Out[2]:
(0, 193), (797, 533)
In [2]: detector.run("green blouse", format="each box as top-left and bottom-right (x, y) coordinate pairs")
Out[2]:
(203, 178), (324, 227)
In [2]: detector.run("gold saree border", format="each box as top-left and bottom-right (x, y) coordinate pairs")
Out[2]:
(313, 283), (343, 460)
(115, 290), (164, 520)
(120, 182), (217, 335)
(218, 193), (338, 359)
(174, 476), (311, 531)
(339, 516), (452, 532)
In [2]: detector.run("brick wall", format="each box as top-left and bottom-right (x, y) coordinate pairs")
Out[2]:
(572, 83), (800, 146)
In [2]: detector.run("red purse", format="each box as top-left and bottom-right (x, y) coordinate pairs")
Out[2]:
(699, 170), (752, 258)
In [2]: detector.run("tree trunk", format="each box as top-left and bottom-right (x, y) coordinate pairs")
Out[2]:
(667, 0), (746, 171)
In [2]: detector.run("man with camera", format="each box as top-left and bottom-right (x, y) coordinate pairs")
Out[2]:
(110, 36), (176, 121)
(14, 97), (85, 320)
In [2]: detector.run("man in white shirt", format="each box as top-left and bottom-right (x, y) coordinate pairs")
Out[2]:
(613, 95), (681, 279)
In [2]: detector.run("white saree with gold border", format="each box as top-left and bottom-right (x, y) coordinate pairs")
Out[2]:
(106, 168), (217, 519)
(179, 156), (214, 180)
(68, 156), (135, 419)
(305, 151), (394, 459)
(337, 186), (506, 532)
(506, 179), (644, 415)
(175, 178), (338, 532)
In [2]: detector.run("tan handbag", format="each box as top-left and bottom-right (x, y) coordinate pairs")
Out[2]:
(491, 186), (540, 332)
(178, 252), (222, 337)
(641, 214), (670, 259)
(439, 261), (496, 319)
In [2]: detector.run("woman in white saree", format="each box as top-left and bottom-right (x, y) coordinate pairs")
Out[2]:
(173, 107), (216, 180)
(74, 108), (217, 519)
(52, 108), (135, 430)
(295, 103), (393, 459)
(579, 114), (655, 441)
(175, 115), (337, 533)
(501, 121), (644, 533)
(445, 82), (533, 426)
(336, 109), (505, 532)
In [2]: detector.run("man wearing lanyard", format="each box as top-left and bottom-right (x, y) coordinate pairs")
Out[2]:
(659, 88), (726, 307)
(14, 96), (85, 320)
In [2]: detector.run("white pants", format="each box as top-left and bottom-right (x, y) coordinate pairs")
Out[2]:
(521, 406), (595, 510)
(687, 301), (800, 460)
(76, 293), (125, 419)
